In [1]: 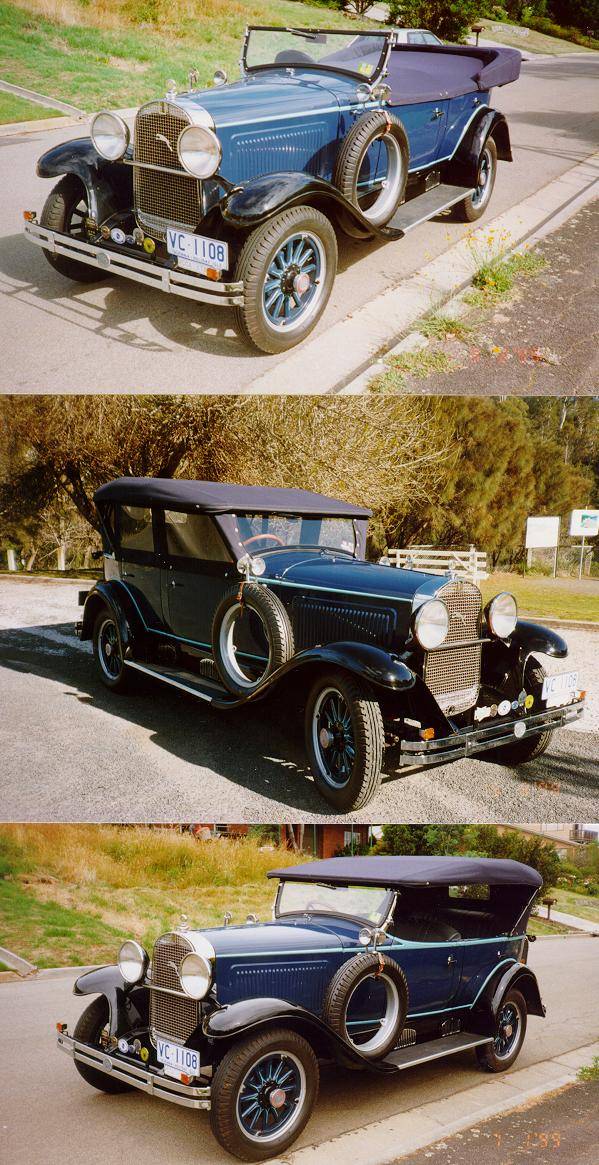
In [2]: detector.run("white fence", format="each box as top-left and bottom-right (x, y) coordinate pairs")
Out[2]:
(387, 545), (488, 581)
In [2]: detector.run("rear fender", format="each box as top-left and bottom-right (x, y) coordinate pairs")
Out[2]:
(80, 579), (146, 660)
(471, 961), (545, 1033)
(74, 965), (149, 1036)
(220, 171), (395, 238)
(37, 138), (132, 223)
(445, 109), (512, 188)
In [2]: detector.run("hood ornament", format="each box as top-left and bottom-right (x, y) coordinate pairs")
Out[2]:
(178, 913), (190, 932)
(188, 67), (199, 89)
(166, 79), (177, 99)
(223, 911), (232, 927)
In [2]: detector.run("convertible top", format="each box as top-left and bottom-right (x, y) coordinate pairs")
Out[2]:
(94, 478), (372, 518)
(268, 855), (542, 889)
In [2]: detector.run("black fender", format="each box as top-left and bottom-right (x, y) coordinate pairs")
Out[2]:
(37, 138), (132, 223)
(471, 961), (545, 1033)
(74, 965), (149, 1036)
(204, 997), (395, 1072)
(482, 619), (567, 690)
(80, 579), (147, 660)
(220, 170), (399, 239)
(445, 108), (512, 189)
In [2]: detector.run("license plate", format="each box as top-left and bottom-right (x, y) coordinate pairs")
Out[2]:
(542, 670), (578, 706)
(156, 1036), (200, 1078)
(166, 227), (228, 274)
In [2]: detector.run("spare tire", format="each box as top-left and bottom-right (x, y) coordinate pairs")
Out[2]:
(211, 582), (294, 696)
(334, 111), (409, 238)
(323, 952), (408, 1060)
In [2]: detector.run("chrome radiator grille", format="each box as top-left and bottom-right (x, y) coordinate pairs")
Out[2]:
(134, 101), (201, 241)
(293, 596), (395, 650)
(149, 932), (199, 1043)
(423, 580), (482, 715)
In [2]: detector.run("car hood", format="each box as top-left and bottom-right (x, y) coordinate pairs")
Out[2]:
(186, 917), (355, 958)
(174, 70), (347, 131)
(262, 551), (446, 609)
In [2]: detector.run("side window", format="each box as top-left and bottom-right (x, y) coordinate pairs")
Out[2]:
(118, 505), (154, 553)
(165, 510), (230, 562)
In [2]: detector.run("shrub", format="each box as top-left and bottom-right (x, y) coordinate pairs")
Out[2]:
(388, 1), (484, 42)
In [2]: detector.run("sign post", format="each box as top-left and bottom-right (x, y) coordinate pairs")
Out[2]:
(569, 510), (599, 580)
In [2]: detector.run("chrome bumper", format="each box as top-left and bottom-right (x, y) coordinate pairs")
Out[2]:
(57, 1031), (211, 1110)
(24, 220), (244, 307)
(400, 700), (584, 767)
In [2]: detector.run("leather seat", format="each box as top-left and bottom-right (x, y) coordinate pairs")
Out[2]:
(393, 913), (461, 943)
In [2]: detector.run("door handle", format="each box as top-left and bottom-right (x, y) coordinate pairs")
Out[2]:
(170, 580), (183, 588)
(447, 954), (456, 966)
(431, 107), (443, 120)
(122, 571), (135, 578)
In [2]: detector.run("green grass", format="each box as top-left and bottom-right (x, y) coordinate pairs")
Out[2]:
(578, 1056), (599, 1081)
(553, 887), (599, 925)
(480, 573), (599, 623)
(0, 2), (374, 113)
(0, 878), (125, 968)
(0, 90), (60, 123)
(477, 19), (598, 55)
(528, 915), (575, 936)
(370, 349), (457, 392)
(418, 313), (472, 343)
(466, 251), (549, 307)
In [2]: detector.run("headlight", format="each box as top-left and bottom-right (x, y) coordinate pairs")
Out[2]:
(91, 111), (130, 161)
(488, 591), (517, 638)
(414, 599), (449, 650)
(118, 939), (148, 985)
(180, 952), (212, 999)
(178, 124), (221, 179)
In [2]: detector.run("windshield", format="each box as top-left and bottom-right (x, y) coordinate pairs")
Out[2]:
(235, 513), (357, 555)
(277, 881), (393, 925)
(244, 27), (389, 83)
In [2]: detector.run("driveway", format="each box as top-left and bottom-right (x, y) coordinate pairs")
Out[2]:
(0, 577), (597, 823)
(0, 936), (597, 1164)
(1, 57), (598, 393)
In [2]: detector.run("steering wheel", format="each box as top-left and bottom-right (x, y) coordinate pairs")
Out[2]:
(241, 533), (285, 549)
(274, 49), (314, 64)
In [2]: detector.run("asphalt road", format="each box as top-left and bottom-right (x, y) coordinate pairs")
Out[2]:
(0, 578), (597, 823)
(0, 937), (597, 1165)
(1, 57), (598, 394)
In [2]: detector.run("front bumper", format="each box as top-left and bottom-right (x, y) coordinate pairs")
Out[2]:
(24, 220), (244, 307)
(399, 699), (584, 767)
(57, 1031), (211, 1110)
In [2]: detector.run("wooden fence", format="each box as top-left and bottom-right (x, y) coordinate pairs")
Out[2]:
(387, 545), (488, 581)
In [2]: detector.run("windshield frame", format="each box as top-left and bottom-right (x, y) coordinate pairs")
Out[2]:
(230, 512), (361, 557)
(274, 879), (396, 928)
(241, 25), (393, 86)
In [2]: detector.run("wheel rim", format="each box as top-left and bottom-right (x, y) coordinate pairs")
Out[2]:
(97, 617), (122, 680)
(236, 1051), (306, 1143)
(312, 686), (355, 789)
(494, 1000), (521, 1060)
(218, 603), (271, 689)
(262, 231), (326, 333)
(357, 133), (404, 225)
(471, 147), (494, 209)
(345, 971), (400, 1054)
(67, 192), (90, 239)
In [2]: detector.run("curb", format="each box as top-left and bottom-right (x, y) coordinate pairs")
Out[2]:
(520, 615), (599, 632)
(0, 78), (84, 118)
(246, 151), (599, 394)
(0, 944), (37, 977)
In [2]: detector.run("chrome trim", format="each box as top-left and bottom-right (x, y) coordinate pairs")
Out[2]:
(91, 110), (130, 161)
(57, 1032), (211, 1110)
(123, 659), (215, 700)
(400, 701), (584, 767)
(122, 158), (200, 178)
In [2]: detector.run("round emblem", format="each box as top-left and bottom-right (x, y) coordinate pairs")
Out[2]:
(269, 1087), (286, 1110)
(525, 694), (534, 710)
(498, 700), (511, 717)
(490, 704), (498, 717)
(513, 722), (527, 739)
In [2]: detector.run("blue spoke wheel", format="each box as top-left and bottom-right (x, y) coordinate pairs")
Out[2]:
(476, 988), (527, 1072)
(306, 670), (384, 812)
(236, 1051), (305, 1142)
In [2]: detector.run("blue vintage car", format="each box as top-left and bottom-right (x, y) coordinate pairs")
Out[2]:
(75, 478), (585, 812)
(57, 855), (546, 1160)
(24, 25), (520, 353)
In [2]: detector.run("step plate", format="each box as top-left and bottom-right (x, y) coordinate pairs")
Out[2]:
(384, 1031), (492, 1070)
(386, 185), (475, 234)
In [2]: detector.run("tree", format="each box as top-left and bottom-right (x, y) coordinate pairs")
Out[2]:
(388, 1), (483, 42)
(377, 825), (468, 854)
(547, 1), (599, 34)
(466, 826), (561, 893)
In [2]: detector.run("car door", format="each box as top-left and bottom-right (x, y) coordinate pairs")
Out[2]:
(393, 942), (462, 1013)
(116, 503), (163, 627)
(160, 509), (235, 648)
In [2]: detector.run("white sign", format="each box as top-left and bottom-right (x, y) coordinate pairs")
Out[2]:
(569, 509), (599, 537)
(525, 516), (560, 549)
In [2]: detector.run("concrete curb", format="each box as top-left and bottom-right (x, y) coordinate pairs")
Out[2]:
(271, 1040), (599, 1165)
(246, 151), (599, 394)
(0, 944), (37, 977)
(0, 78), (84, 117)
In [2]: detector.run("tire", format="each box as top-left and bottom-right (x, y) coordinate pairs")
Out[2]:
(92, 609), (129, 692)
(233, 205), (337, 353)
(334, 111), (409, 238)
(485, 662), (552, 766)
(452, 137), (497, 222)
(73, 997), (133, 1094)
(305, 669), (384, 811)
(322, 953), (408, 1061)
(211, 583), (294, 696)
(40, 175), (109, 282)
(476, 988), (527, 1072)
(210, 1027), (318, 1162)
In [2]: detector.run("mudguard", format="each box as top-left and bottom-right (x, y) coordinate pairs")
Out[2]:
(234, 641), (418, 708)
(74, 965), (149, 1036)
(220, 170), (395, 237)
(471, 961), (545, 1032)
(482, 619), (567, 690)
(80, 579), (146, 660)
(37, 138), (132, 223)
(445, 108), (512, 189)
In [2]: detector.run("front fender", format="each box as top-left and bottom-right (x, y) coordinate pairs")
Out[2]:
(74, 965), (149, 1036)
(511, 619), (568, 662)
(37, 138), (132, 223)
(220, 170), (394, 237)
(236, 641), (417, 709)
(445, 109), (512, 188)
(80, 579), (146, 660)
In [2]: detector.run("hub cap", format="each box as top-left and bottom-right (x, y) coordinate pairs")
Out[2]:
(471, 147), (493, 208)
(236, 1051), (305, 1142)
(262, 232), (325, 333)
(98, 618), (121, 679)
(494, 1001), (521, 1059)
(312, 687), (355, 789)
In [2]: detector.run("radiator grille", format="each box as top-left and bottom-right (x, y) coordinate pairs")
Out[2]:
(149, 932), (200, 1043)
(133, 101), (201, 241)
(232, 124), (326, 182)
(293, 596), (395, 650)
(423, 580), (482, 715)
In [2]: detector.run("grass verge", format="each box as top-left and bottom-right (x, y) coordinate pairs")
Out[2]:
(478, 19), (599, 55)
(552, 887), (599, 925)
(465, 251), (549, 309)
(0, 89), (59, 124)
(480, 573), (599, 623)
(578, 1056), (599, 1081)
(370, 349), (456, 392)
(528, 914), (575, 936)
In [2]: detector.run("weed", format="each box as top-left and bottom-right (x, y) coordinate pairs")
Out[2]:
(578, 1057), (599, 1082)
(419, 313), (472, 342)
(370, 349), (456, 391)
(471, 251), (549, 303)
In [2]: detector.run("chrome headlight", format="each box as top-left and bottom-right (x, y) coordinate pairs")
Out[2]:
(177, 124), (221, 178)
(91, 111), (130, 161)
(180, 952), (212, 999)
(414, 599), (449, 650)
(488, 591), (517, 638)
(118, 939), (148, 985)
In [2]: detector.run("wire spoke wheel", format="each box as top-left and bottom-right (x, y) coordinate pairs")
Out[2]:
(262, 231), (325, 333)
(97, 617), (122, 680)
(494, 1000), (521, 1060)
(313, 686), (356, 789)
(471, 146), (493, 209)
(236, 1051), (306, 1143)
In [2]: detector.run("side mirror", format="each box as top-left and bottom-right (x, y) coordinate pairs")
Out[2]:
(526, 933), (537, 942)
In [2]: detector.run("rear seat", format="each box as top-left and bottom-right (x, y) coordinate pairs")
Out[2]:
(438, 908), (502, 939)
(393, 913), (461, 943)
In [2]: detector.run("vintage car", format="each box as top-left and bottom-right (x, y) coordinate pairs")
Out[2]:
(24, 25), (520, 353)
(76, 476), (585, 811)
(57, 855), (546, 1160)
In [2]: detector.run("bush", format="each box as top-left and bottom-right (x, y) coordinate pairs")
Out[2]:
(388, 1), (484, 42)
(466, 825), (561, 892)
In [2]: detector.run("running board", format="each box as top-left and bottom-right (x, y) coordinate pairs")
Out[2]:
(123, 659), (233, 704)
(383, 1031), (492, 1070)
(383, 184), (474, 235)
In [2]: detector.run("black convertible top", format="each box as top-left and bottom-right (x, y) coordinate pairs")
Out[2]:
(268, 855), (542, 889)
(94, 478), (372, 518)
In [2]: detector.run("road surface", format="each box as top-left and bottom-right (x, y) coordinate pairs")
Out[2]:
(0, 578), (597, 823)
(0, 936), (597, 1165)
(1, 57), (598, 393)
